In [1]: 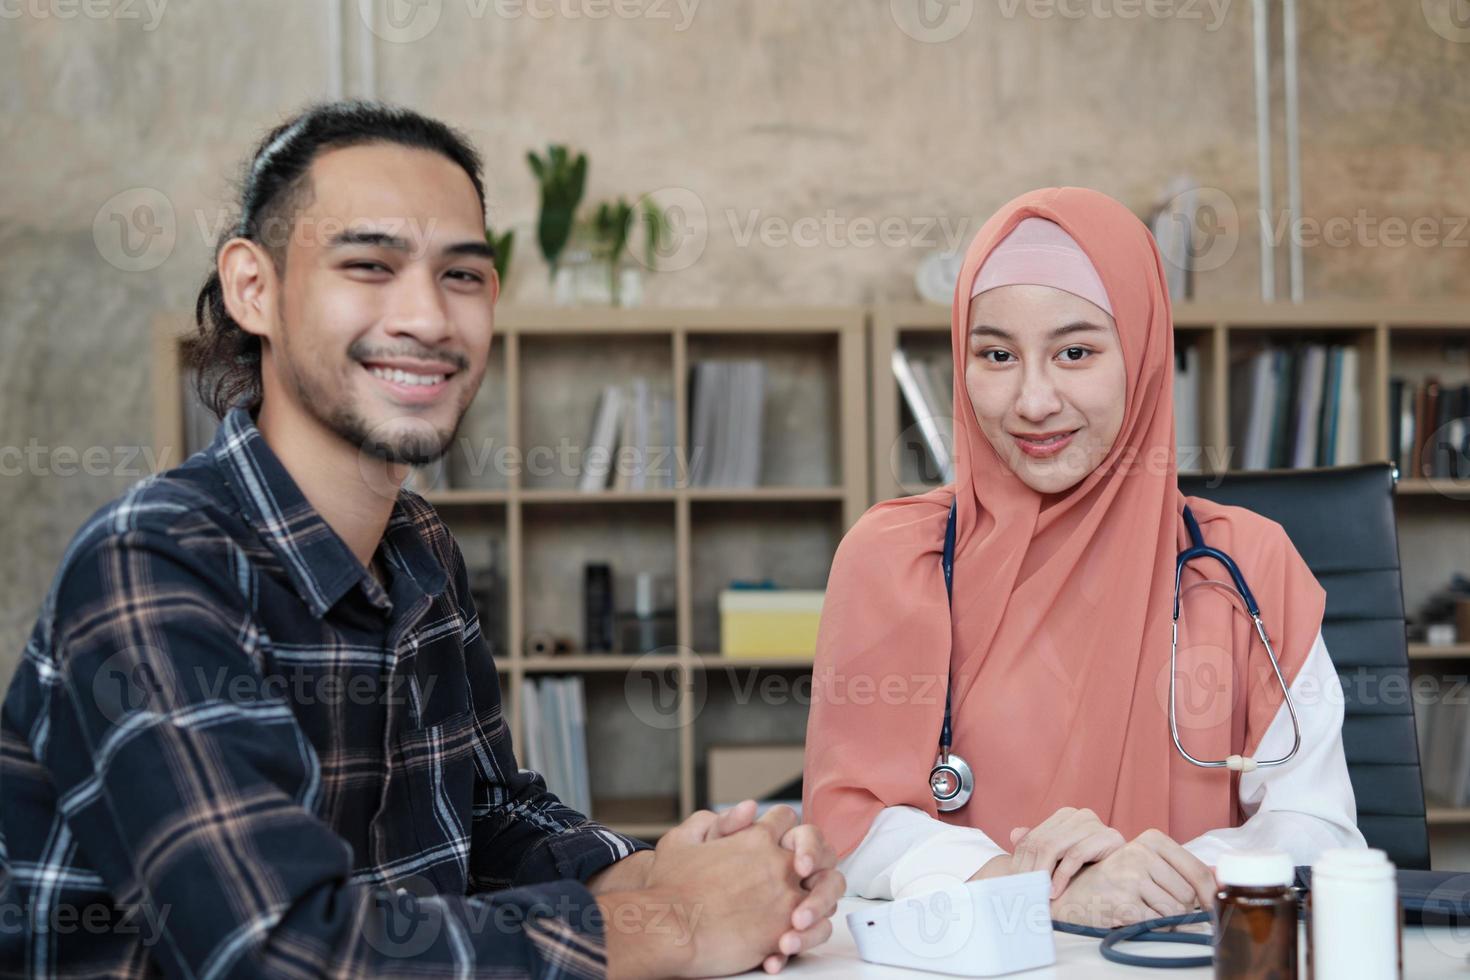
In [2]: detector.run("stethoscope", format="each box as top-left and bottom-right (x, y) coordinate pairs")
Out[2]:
(928, 498), (1306, 968)
(929, 499), (1303, 812)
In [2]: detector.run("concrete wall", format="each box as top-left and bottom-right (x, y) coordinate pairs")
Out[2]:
(3, 0), (1468, 681)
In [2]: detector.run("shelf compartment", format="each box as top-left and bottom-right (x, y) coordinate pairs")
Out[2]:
(519, 332), (675, 492)
(691, 666), (811, 811)
(520, 501), (676, 655)
(1224, 327), (1378, 473)
(689, 499), (843, 655)
(685, 332), (842, 489)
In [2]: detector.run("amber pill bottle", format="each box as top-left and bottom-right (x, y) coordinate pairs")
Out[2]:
(1213, 849), (1298, 980)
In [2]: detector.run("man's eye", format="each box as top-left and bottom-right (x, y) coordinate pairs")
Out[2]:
(445, 269), (485, 284)
(346, 261), (390, 274)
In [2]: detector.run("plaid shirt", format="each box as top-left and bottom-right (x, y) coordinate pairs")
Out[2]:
(0, 406), (650, 979)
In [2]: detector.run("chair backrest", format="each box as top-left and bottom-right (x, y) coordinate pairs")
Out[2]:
(1179, 463), (1429, 870)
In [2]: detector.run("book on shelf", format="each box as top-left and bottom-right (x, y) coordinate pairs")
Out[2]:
(1173, 344), (1201, 472)
(687, 360), (765, 488)
(575, 379), (676, 492)
(1390, 376), (1469, 479)
(1230, 343), (1362, 471)
(1418, 695), (1470, 809)
(521, 676), (592, 816)
(891, 348), (954, 484)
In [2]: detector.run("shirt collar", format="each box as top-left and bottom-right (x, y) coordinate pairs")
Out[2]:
(209, 406), (445, 618)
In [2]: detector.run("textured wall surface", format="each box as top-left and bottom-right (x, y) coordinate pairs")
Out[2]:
(3, 0), (1468, 683)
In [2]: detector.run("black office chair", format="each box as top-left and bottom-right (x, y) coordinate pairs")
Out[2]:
(1180, 462), (1430, 870)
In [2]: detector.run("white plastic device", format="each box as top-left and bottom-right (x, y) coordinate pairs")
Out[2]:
(847, 870), (1056, 977)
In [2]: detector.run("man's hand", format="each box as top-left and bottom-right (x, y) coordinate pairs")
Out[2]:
(1003, 807), (1127, 898)
(1048, 828), (1218, 929)
(664, 801), (844, 974)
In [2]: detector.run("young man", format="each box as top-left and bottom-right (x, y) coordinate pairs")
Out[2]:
(0, 102), (842, 979)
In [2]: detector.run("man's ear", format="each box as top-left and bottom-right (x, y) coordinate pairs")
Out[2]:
(218, 238), (279, 342)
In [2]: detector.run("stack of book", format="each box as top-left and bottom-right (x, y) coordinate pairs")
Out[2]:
(579, 378), (677, 492)
(1418, 697), (1470, 809)
(1389, 378), (1469, 480)
(1229, 344), (1362, 471)
(1174, 345), (1202, 473)
(687, 361), (766, 487)
(519, 676), (592, 816)
(892, 348), (954, 484)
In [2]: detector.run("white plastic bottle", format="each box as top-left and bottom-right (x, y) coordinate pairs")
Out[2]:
(1307, 847), (1401, 979)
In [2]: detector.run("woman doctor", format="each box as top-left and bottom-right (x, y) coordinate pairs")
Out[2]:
(802, 187), (1365, 929)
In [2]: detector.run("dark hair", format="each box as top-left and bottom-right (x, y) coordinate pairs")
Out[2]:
(188, 100), (487, 418)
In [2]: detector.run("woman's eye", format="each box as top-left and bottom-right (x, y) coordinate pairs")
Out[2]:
(1059, 346), (1090, 362)
(982, 349), (1014, 364)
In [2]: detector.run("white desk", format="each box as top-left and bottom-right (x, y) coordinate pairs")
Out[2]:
(759, 898), (1470, 978)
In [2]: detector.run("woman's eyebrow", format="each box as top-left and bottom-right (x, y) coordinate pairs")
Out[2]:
(969, 321), (1109, 340)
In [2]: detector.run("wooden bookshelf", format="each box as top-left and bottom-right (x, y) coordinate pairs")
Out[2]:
(154, 306), (866, 839)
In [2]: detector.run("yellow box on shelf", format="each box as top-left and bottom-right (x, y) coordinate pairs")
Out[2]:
(718, 590), (824, 658)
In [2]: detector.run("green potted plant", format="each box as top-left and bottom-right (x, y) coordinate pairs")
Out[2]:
(590, 197), (635, 304)
(526, 144), (587, 295)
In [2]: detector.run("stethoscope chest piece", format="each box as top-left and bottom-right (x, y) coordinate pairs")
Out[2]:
(930, 751), (974, 812)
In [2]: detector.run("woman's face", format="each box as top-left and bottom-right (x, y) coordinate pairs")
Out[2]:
(964, 284), (1127, 495)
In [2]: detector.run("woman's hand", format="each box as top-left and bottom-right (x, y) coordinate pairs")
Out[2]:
(1049, 828), (1218, 928)
(1005, 807), (1127, 898)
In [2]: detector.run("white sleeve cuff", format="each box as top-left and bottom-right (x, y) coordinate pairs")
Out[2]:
(838, 805), (1008, 900)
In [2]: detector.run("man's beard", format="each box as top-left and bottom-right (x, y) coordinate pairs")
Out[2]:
(286, 346), (467, 467)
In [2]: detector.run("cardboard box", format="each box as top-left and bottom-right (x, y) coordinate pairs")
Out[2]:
(718, 590), (823, 658)
(707, 744), (806, 807)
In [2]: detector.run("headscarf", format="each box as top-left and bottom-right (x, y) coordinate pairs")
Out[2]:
(804, 187), (1326, 859)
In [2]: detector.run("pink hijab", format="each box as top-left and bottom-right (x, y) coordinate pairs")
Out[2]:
(804, 187), (1326, 859)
